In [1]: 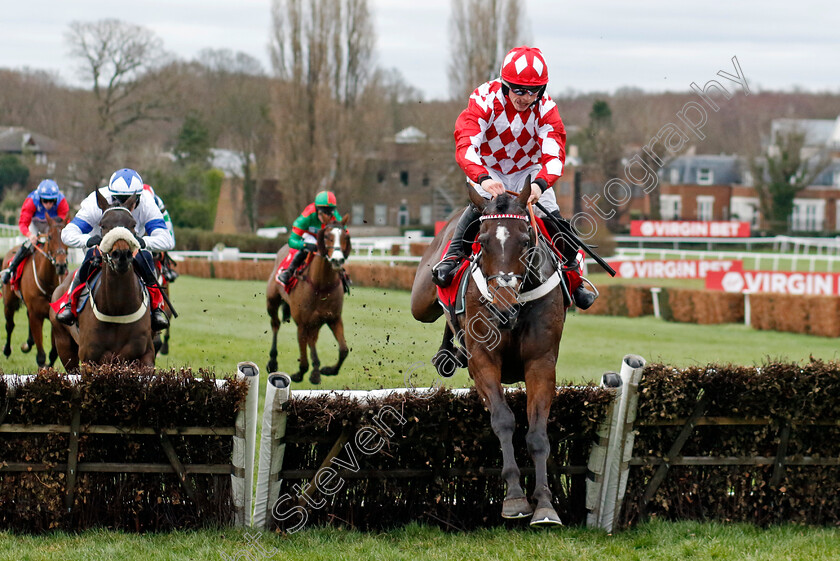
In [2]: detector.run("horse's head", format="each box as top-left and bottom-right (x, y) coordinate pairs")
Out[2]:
(96, 190), (140, 275)
(43, 214), (69, 277)
(316, 215), (351, 270)
(469, 181), (535, 330)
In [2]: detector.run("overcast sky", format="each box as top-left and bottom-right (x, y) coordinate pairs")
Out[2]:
(2, 0), (839, 101)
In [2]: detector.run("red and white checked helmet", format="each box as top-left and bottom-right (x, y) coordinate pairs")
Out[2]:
(500, 46), (549, 87)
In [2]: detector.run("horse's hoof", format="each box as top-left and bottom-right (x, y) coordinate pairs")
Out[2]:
(320, 366), (337, 376)
(20, 343), (31, 353)
(501, 497), (533, 519)
(3, 347), (10, 358)
(530, 506), (563, 527)
(309, 371), (321, 385)
(290, 371), (303, 383)
(267, 361), (277, 373)
(160, 344), (169, 355)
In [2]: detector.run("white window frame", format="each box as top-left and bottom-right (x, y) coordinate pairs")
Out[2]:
(374, 204), (387, 226)
(660, 194), (682, 220)
(730, 196), (760, 228)
(351, 204), (365, 225)
(790, 199), (825, 232)
(669, 168), (680, 184)
(696, 167), (714, 185)
(696, 195), (714, 221)
(420, 205), (432, 226)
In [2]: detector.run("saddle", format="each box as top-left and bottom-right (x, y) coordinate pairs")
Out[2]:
(9, 255), (32, 291)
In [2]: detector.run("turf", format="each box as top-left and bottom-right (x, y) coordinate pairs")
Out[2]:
(2, 276), (838, 389)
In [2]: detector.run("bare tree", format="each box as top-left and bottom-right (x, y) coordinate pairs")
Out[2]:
(65, 19), (176, 187)
(751, 130), (830, 234)
(194, 49), (274, 231)
(270, 0), (376, 222)
(448, 0), (527, 100)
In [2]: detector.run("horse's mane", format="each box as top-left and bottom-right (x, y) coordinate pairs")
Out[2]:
(484, 193), (526, 216)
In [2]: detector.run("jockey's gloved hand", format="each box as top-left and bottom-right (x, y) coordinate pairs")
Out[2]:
(303, 242), (317, 253)
(134, 234), (146, 249)
(86, 235), (102, 248)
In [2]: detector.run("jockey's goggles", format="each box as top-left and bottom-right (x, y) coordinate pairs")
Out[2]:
(316, 206), (333, 215)
(508, 84), (542, 96)
(113, 194), (132, 205)
(41, 198), (57, 204)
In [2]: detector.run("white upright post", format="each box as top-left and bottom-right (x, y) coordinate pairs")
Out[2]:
(253, 372), (292, 530)
(586, 354), (646, 532)
(238, 362), (260, 527)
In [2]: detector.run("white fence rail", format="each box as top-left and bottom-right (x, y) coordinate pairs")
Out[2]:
(609, 247), (840, 273)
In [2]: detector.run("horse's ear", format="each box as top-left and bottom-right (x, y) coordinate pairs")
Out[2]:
(123, 194), (138, 212)
(468, 186), (488, 211)
(517, 175), (532, 207)
(340, 214), (350, 227)
(46, 213), (54, 226)
(96, 189), (109, 211)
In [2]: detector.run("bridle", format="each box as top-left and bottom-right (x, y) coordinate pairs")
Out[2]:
(469, 198), (564, 330)
(319, 224), (347, 270)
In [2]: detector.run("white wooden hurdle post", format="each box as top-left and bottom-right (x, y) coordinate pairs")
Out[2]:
(231, 362), (260, 527)
(586, 354), (646, 533)
(253, 372), (292, 530)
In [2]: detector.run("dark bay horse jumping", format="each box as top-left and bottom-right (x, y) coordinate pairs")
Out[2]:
(411, 183), (567, 526)
(266, 218), (351, 385)
(50, 192), (155, 371)
(2, 215), (68, 367)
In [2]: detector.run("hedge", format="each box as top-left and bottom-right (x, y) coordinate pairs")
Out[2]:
(620, 360), (840, 527)
(0, 365), (248, 533)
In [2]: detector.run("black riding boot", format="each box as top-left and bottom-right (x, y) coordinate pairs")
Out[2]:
(1, 242), (33, 284)
(431, 205), (482, 287)
(56, 247), (99, 325)
(133, 249), (170, 332)
(544, 210), (598, 310)
(278, 249), (308, 285)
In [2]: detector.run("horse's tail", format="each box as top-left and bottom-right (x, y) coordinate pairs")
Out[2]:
(281, 300), (291, 323)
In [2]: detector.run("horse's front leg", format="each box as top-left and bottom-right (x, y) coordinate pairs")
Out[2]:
(307, 327), (321, 385)
(320, 318), (348, 377)
(290, 323), (309, 383)
(48, 330), (58, 368)
(525, 366), (562, 526)
(2, 297), (15, 358)
(474, 364), (532, 519)
(266, 298), (281, 373)
(27, 311), (46, 368)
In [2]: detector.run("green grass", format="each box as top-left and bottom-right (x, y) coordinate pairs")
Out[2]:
(3, 276), (839, 387)
(2, 277), (840, 556)
(1, 521), (838, 560)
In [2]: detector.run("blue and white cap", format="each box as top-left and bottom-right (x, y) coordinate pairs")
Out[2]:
(108, 168), (144, 196)
(36, 179), (60, 200)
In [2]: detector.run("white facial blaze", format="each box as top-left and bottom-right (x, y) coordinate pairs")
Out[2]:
(495, 225), (509, 257)
(329, 227), (344, 262)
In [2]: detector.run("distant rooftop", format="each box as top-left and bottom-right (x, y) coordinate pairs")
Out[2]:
(395, 126), (427, 144)
(660, 154), (743, 185)
(0, 126), (58, 154)
(770, 116), (840, 148)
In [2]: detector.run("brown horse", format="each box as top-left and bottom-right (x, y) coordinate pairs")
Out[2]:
(411, 183), (567, 526)
(50, 192), (155, 371)
(2, 215), (69, 368)
(266, 218), (351, 385)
